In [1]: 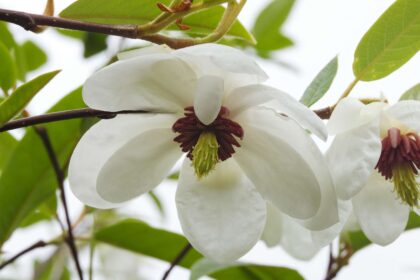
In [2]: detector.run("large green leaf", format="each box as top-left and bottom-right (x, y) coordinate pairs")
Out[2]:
(252, 0), (295, 56)
(59, 0), (254, 43)
(0, 70), (60, 127)
(399, 83), (420, 100)
(0, 23), (15, 50)
(0, 88), (85, 248)
(300, 56), (338, 107)
(0, 42), (17, 94)
(353, 0), (420, 81)
(95, 219), (303, 279)
(345, 212), (420, 252)
(21, 41), (48, 72)
(0, 132), (17, 173)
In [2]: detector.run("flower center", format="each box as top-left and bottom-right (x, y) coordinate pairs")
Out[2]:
(375, 127), (420, 207)
(172, 106), (244, 178)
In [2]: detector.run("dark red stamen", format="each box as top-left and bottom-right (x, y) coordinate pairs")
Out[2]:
(375, 128), (420, 180)
(172, 106), (244, 161)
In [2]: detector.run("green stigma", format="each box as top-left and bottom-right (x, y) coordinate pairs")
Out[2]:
(392, 164), (420, 208)
(192, 132), (219, 178)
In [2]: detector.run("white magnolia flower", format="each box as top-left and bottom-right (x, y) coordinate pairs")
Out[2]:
(326, 97), (420, 245)
(69, 43), (338, 262)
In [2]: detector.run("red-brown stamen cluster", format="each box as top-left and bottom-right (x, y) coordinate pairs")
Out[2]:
(172, 106), (244, 161)
(375, 128), (420, 179)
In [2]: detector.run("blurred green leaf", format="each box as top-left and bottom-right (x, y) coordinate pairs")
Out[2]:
(148, 191), (165, 216)
(345, 212), (420, 252)
(21, 41), (48, 72)
(0, 70), (60, 127)
(0, 132), (17, 174)
(168, 171), (179, 180)
(95, 219), (303, 279)
(399, 83), (420, 100)
(34, 246), (70, 280)
(0, 23), (16, 50)
(0, 88), (85, 248)
(300, 56), (338, 107)
(56, 30), (109, 58)
(19, 195), (57, 228)
(252, 0), (295, 56)
(60, 0), (254, 43)
(353, 0), (420, 81)
(0, 42), (17, 94)
(190, 258), (303, 280)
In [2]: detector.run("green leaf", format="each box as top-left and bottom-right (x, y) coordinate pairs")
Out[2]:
(19, 195), (57, 228)
(353, 0), (420, 81)
(95, 219), (303, 280)
(190, 258), (303, 280)
(148, 191), (165, 216)
(0, 23), (16, 50)
(0, 70), (60, 127)
(60, 0), (254, 43)
(0, 42), (17, 94)
(83, 33), (108, 58)
(345, 211), (420, 252)
(0, 88), (85, 248)
(0, 132), (17, 174)
(399, 83), (420, 100)
(252, 0), (295, 55)
(21, 41), (48, 72)
(34, 246), (69, 280)
(300, 56), (338, 107)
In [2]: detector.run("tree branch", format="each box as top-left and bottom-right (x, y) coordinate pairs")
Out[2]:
(34, 126), (84, 280)
(161, 243), (192, 280)
(0, 240), (51, 270)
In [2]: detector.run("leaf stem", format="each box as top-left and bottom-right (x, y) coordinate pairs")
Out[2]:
(0, 240), (52, 270)
(161, 243), (192, 280)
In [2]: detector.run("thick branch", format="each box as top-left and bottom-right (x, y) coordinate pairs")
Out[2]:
(0, 240), (50, 270)
(34, 127), (84, 280)
(161, 243), (192, 280)
(0, 8), (196, 49)
(0, 108), (147, 132)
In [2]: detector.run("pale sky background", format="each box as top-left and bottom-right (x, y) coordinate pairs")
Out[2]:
(0, 0), (419, 279)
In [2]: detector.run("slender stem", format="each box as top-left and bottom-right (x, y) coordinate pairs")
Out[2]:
(0, 108), (147, 132)
(0, 241), (51, 270)
(161, 243), (192, 280)
(34, 127), (84, 280)
(338, 78), (359, 101)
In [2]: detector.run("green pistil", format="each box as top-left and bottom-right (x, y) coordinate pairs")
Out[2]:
(192, 132), (219, 178)
(392, 164), (420, 208)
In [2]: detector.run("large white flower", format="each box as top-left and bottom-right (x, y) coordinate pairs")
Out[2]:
(69, 43), (338, 262)
(326, 97), (420, 245)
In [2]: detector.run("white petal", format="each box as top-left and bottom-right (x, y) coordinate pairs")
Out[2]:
(194, 76), (224, 125)
(386, 100), (420, 132)
(326, 120), (382, 200)
(237, 108), (337, 228)
(176, 159), (266, 262)
(234, 111), (321, 219)
(83, 54), (197, 112)
(328, 98), (386, 135)
(280, 215), (322, 260)
(352, 173), (410, 246)
(69, 114), (176, 208)
(261, 203), (283, 247)
(96, 129), (182, 203)
(117, 45), (172, 60)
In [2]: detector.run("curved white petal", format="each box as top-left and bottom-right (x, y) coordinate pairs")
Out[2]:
(96, 129), (182, 203)
(326, 120), (381, 200)
(237, 108), (337, 229)
(261, 203), (283, 247)
(84, 54), (197, 112)
(69, 114), (176, 208)
(328, 98), (386, 135)
(176, 159), (266, 262)
(386, 100), (420, 132)
(194, 76), (224, 125)
(117, 45), (172, 60)
(352, 173), (410, 246)
(234, 111), (321, 220)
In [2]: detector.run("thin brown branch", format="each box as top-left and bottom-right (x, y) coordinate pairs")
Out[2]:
(314, 106), (334, 120)
(0, 240), (50, 270)
(0, 108), (147, 132)
(161, 243), (192, 280)
(34, 126), (84, 280)
(324, 242), (353, 280)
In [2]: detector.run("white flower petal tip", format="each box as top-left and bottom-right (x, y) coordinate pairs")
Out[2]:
(176, 159), (266, 262)
(117, 44), (172, 60)
(96, 129), (182, 203)
(194, 75), (224, 125)
(353, 173), (410, 246)
(386, 100), (420, 132)
(261, 203), (283, 248)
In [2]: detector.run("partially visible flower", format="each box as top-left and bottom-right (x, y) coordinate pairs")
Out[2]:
(69, 44), (338, 262)
(326, 97), (420, 245)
